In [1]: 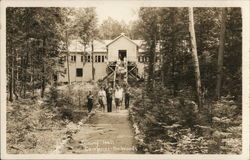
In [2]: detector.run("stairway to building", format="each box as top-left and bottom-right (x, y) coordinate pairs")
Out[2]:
(102, 59), (142, 86)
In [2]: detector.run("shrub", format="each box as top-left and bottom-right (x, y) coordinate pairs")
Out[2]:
(46, 85), (59, 106)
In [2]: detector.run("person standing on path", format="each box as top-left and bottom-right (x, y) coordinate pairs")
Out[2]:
(87, 91), (93, 113)
(114, 85), (123, 112)
(124, 86), (131, 109)
(105, 84), (113, 112)
(98, 86), (106, 112)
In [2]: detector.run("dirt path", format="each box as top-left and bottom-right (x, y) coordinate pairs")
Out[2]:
(61, 109), (136, 154)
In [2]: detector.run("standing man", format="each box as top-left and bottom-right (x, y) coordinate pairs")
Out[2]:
(98, 86), (106, 112)
(87, 91), (93, 113)
(124, 86), (131, 109)
(106, 83), (113, 112)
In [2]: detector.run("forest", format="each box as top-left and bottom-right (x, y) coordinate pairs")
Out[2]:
(130, 7), (242, 154)
(6, 7), (242, 154)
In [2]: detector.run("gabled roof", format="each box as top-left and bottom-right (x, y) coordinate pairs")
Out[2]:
(66, 34), (154, 53)
(106, 33), (139, 47)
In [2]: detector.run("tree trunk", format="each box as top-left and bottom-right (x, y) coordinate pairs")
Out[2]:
(82, 45), (86, 83)
(9, 71), (13, 102)
(9, 46), (14, 102)
(147, 40), (156, 91)
(153, 34), (157, 88)
(160, 54), (165, 84)
(172, 55), (176, 96)
(91, 41), (95, 81)
(23, 40), (30, 98)
(216, 8), (227, 100)
(41, 37), (46, 98)
(32, 57), (35, 97)
(188, 7), (203, 108)
(41, 64), (45, 98)
(19, 56), (24, 97)
(31, 44), (36, 98)
(66, 30), (71, 85)
(13, 48), (18, 100)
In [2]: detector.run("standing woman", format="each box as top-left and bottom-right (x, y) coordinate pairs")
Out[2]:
(114, 85), (123, 112)
(87, 91), (93, 113)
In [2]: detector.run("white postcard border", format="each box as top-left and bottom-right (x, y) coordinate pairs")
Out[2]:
(1, 0), (249, 160)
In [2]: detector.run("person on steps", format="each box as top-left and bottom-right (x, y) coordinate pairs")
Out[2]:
(87, 91), (93, 113)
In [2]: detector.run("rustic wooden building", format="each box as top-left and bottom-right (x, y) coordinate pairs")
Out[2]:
(58, 33), (159, 84)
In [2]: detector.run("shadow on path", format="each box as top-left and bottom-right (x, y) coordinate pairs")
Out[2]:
(61, 110), (136, 154)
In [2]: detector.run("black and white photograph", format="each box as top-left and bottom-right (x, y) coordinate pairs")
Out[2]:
(0, 0), (249, 159)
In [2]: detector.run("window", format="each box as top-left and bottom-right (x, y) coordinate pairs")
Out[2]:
(102, 55), (105, 62)
(138, 56), (149, 63)
(85, 56), (91, 62)
(98, 55), (101, 62)
(141, 56), (144, 62)
(95, 55), (100, 63)
(76, 68), (83, 77)
(71, 55), (76, 62)
(138, 56), (144, 63)
(95, 55), (98, 62)
(64, 68), (67, 74)
(94, 55), (105, 63)
(81, 56), (84, 62)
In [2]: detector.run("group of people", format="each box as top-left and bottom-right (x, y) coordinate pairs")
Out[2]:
(86, 83), (131, 113)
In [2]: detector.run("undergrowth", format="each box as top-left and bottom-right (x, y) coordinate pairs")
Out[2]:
(7, 83), (98, 154)
(129, 84), (242, 154)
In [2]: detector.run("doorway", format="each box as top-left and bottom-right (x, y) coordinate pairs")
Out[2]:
(118, 50), (127, 61)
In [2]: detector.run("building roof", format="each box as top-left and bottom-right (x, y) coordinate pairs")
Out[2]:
(67, 34), (159, 53)
(68, 39), (111, 53)
(106, 33), (139, 47)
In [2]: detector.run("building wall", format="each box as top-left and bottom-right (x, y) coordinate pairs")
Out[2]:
(108, 37), (138, 62)
(58, 53), (107, 83)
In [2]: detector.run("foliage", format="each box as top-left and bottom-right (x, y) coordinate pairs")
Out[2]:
(130, 7), (242, 153)
(98, 17), (129, 39)
(6, 7), (100, 101)
(98, 17), (143, 40)
(6, 7), (66, 100)
(47, 85), (60, 106)
(7, 99), (50, 153)
(74, 8), (98, 45)
(130, 85), (242, 154)
(136, 7), (242, 101)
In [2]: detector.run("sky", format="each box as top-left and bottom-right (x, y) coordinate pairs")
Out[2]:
(95, 3), (140, 24)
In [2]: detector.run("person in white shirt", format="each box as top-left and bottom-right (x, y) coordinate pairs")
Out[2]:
(114, 85), (123, 112)
(98, 86), (106, 112)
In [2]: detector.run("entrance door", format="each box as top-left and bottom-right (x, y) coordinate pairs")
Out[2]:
(118, 50), (127, 61)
